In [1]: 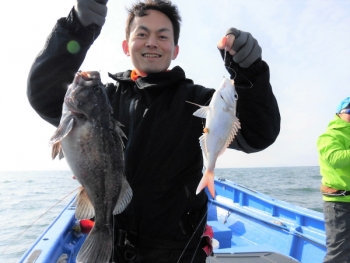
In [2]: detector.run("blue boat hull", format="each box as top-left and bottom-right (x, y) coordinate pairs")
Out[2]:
(207, 179), (326, 262)
(19, 178), (326, 263)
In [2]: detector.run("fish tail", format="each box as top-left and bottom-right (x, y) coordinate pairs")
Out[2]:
(113, 176), (133, 215)
(196, 169), (215, 198)
(76, 226), (112, 263)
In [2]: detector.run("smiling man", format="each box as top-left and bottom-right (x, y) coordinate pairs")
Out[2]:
(123, 9), (179, 76)
(27, 0), (280, 262)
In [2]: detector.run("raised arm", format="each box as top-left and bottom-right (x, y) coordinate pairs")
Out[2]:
(218, 28), (281, 153)
(27, 0), (107, 126)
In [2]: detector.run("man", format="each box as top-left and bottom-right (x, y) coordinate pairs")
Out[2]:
(27, 0), (280, 262)
(317, 97), (350, 263)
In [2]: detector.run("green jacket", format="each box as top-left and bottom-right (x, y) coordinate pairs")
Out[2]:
(317, 115), (350, 202)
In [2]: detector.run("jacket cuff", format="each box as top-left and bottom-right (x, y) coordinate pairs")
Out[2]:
(236, 58), (267, 83)
(229, 58), (268, 89)
(58, 8), (102, 44)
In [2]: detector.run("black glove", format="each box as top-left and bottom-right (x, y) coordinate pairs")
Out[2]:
(74, 0), (108, 27)
(225, 28), (261, 68)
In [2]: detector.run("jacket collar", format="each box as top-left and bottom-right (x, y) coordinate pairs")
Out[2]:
(328, 115), (350, 129)
(108, 66), (187, 90)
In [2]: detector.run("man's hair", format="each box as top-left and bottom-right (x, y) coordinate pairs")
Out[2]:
(125, 0), (181, 45)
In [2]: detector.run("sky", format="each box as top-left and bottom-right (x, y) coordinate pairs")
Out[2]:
(0, 0), (349, 171)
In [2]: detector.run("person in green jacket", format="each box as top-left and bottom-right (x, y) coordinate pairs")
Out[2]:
(317, 97), (350, 263)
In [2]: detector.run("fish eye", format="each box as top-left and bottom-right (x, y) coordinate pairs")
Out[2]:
(93, 86), (102, 94)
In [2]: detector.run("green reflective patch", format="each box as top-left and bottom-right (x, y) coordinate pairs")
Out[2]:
(67, 40), (80, 54)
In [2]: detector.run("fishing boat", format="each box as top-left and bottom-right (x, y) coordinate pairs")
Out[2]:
(19, 178), (326, 263)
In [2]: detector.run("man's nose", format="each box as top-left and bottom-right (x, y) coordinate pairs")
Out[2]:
(145, 36), (158, 48)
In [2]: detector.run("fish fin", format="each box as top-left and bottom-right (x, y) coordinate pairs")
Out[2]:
(58, 148), (65, 160)
(49, 117), (74, 146)
(185, 101), (203, 107)
(113, 119), (127, 138)
(51, 142), (62, 160)
(76, 225), (112, 263)
(219, 117), (241, 156)
(113, 177), (133, 215)
(75, 186), (95, 220)
(193, 106), (210, 119)
(112, 119), (127, 148)
(199, 134), (208, 160)
(186, 101), (210, 118)
(196, 169), (215, 198)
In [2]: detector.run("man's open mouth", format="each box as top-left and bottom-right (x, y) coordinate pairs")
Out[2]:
(143, 53), (161, 58)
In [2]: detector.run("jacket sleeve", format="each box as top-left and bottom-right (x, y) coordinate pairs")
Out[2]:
(317, 133), (350, 169)
(27, 9), (102, 127)
(228, 58), (281, 153)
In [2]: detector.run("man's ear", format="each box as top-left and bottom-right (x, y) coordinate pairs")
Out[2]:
(122, 40), (130, 56)
(172, 45), (179, 60)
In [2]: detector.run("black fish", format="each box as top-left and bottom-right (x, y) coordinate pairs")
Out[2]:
(49, 71), (132, 263)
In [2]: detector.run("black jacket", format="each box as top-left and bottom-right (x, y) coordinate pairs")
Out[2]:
(27, 9), (280, 261)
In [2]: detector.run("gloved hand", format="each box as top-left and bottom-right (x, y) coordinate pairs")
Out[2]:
(74, 0), (108, 27)
(218, 28), (261, 68)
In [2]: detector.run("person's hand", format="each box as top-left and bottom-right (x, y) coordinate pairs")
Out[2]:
(217, 28), (261, 68)
(74, 0), (108, 27)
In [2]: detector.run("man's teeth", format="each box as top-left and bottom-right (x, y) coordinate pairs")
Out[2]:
(143, 54), (160, 58)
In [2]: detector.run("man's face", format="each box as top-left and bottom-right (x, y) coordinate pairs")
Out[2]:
(122, 10), (179, 76)
(339, 111), (350, 123)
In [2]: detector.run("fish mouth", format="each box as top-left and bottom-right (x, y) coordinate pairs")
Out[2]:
(142, 53), (162, 58)
(79, 71), (101, 81)
(75, 71), (101, 82)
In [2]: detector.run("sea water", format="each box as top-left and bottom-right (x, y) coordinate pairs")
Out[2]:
(0, 167), (323, 263)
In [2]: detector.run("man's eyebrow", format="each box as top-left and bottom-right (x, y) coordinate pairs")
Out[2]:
(136, 25), (171, 33)
(136, 25), (149, 32)
(158, 28), (171, 34)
